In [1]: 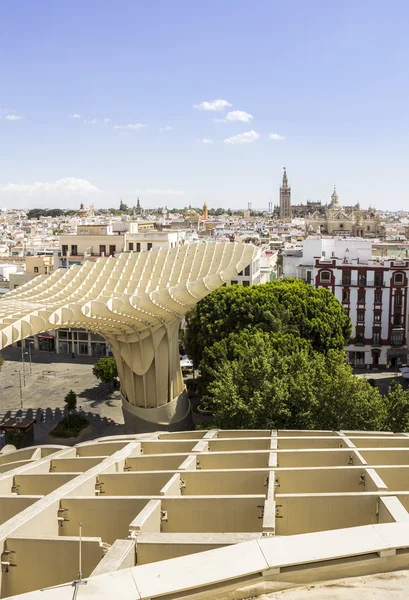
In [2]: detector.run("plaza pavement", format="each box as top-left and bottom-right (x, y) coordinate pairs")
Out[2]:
(0, 347), (124, 445)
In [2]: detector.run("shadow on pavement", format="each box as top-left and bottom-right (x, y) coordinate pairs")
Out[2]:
(0, 406), (124, 447)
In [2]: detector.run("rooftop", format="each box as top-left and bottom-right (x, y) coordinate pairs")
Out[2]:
(2, 429), (409, 598)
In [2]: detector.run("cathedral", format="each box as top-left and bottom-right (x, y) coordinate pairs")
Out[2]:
(305, 188), (385, 238)
(273, 169), (385, 238)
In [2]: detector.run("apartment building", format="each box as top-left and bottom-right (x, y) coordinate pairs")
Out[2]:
(310, 238), (408, 368)
(59, 224), (126, 266)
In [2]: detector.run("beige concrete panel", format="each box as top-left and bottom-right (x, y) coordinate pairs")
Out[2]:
(178, 455), (197, 471)
(360, 449), (409, 464)
(278, 430), (339, 437)
(135, 532), (262, 565)
(0, 461), (35, 474)
(50, 457), (107, 472)
(262, 499), (276, 535)
(0, 497), (42, 526)
(378, 496), (409, 524)
(208, 439), (271, 452)
(274, 468), (367, 494)
(158, 431), (206, 440)
(13, 474), (78, 496)
(0, 450), (38, 466)
(125, 454), (190, 471)
(197, 451), (269, 470)
(91, 539), (136, 576)
(181, 470), (269, 496)
(59, 497), (151, 544)
(129, 500), (161, 536)
(216, 430), (272, 438)
(375, 466), (409, 490)
(275, 494), (379, 535)
(75, 442), (129, 457)
(97, 473), (174, 496)
(159, 473), (181, 496)
(160, 496), (265, 533)
(1, 536), (103, 597)
(277, 437), (350, 450)
(349, 436), (409, 448)
(140, 441), (198, 455)
(276, 449), (360, 468)
(365, 469), (388, 492)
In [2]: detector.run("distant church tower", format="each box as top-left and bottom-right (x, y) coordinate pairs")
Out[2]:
(279, 167), (292, 220)
(202, 201), (208, 220)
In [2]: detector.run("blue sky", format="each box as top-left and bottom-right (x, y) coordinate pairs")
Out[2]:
(0, 0), (408, 210)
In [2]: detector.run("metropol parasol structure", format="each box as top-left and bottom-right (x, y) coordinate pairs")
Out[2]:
(0, 242), (257, 432)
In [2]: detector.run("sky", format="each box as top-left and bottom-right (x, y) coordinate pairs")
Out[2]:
(0, 0), (408, 210)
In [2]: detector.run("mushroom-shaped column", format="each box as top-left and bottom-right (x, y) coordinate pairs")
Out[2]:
(0, 242), (258, 432)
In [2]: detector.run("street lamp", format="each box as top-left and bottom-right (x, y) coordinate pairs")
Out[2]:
(24, 341), (34, 374)
(15, 370), (23, 410)
(20, 343), (26, 387)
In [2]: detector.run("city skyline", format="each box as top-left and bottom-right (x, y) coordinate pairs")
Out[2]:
(1, 0), (408, 210)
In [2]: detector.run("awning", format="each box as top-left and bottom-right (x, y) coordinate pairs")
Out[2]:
(38, 334), (54, 339)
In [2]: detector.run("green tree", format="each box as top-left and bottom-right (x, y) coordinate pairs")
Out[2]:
(384, 381), (409, 433)
(202, 331), (385, 431)
(64, 390), (77, 412)
(93, 357), (118, 389)
(185, 280), (351, 367)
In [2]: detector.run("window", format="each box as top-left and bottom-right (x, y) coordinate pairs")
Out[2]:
(231, 280), (238, 285)
(342, 273), (351, 285)
(394, 313), (401, 326)
(244, 265), (251, 277)
(320, 271), (331, 282)
(395, 273), (404, 284)
(33, 266), (39, 273)
(71, 245), (78, 256)
(147, 243), (152, 251)
(238, 270), (243, 277)
(306, 271), (312, 284)
(373, 333), (380, 346)
(332, 251), (336, 257)
(358, 273), (366, 286)
(375, 291), (382, 303)
(356, 332), (365, 345)
(391, 329), (404, 347)
(395, 294), (402, 306)
(374, 313), (381, 323)
(357, 312), (365, 322)
(322, 251), (326, 258)
(129, 243), (134, 251)
(109, 245), (116, 256)
(62, 245), (68, 256)
(136, 243), (141, 252)
(375, 273), (383, 286)
(242, 280), (250, 287)
(358, 290), (365, 302)
(99, 245), (106, 256)
(342, 290), (349, 302)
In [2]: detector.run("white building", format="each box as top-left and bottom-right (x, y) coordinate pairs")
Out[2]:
(301, 237), (408, 368)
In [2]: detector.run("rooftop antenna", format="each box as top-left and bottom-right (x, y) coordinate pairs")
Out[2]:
(41, 522), (87, 598)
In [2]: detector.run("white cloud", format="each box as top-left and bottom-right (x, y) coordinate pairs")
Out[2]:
(69, 113), (81, 119)
(224, 130), (260, 145)
(268, 133), (285, 141)
(5, 114), (23, 121)
(193, 99), (232, 111)
(199, 138), (214, 144)
(103, 117), (110, 123)
(145, 189), (184, 195)
(84, 118), (98, 125)
(0, 177), (101, 196)
(113, 123), (147, 130)
(159, 126), (172, 132)
(225, 110), (253, 123)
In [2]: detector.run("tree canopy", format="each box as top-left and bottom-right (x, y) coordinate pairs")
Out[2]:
(186, 279), (409, 433)
(201, 331), (385, 431)
(185, 279), (352, 366)
(93, 357), (118, 388)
